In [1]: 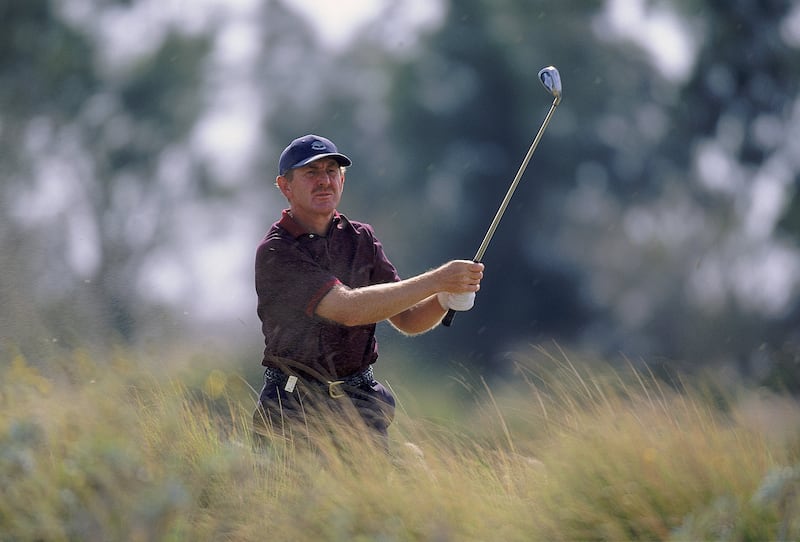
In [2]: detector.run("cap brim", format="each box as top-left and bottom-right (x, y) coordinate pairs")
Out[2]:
(290, 153), (352, 171)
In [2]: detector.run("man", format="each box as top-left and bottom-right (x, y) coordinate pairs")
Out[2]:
(253, 134), (484, 450)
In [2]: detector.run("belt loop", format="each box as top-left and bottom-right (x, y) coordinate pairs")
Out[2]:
(327, 380), (345, 399)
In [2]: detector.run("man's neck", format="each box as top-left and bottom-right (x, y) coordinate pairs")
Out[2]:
(289, 209), (334, 236)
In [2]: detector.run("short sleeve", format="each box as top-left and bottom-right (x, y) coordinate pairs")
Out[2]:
(255, 238), (341, 319)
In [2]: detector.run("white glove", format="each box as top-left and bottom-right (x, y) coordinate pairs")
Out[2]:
(437, 291), (476, 312)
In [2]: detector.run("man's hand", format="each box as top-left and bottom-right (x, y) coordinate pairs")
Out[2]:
(434, 260), (483, 312)
(435, 260), (484, 294)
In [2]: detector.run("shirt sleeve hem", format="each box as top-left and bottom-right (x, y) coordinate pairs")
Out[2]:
(305, 278), (342, 318)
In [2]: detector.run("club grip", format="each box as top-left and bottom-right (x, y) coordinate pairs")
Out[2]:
(441, 259), (481, 328)
(442, 308), (457, 327)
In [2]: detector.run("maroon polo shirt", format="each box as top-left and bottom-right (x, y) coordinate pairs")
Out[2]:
(255, 210), (400, 378)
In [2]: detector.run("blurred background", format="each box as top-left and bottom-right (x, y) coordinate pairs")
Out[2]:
(2, 0), (799, 390)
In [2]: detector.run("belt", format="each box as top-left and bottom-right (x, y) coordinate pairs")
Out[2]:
(263, 365), (376, 399)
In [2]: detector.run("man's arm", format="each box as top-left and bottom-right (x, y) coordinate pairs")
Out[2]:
(315, 260), (484, 332)
(388, 294), (449, 335)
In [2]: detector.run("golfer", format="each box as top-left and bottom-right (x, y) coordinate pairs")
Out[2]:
(253, 134), (484, 450)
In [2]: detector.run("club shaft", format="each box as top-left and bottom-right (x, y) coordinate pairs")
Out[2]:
(443, 97), (559, 328)
(473, 98), (559, 261)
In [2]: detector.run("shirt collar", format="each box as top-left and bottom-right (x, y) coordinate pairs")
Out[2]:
(278, 209), (342, 239)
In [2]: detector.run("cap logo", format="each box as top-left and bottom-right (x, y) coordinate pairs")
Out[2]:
(311, 140), (327, 151)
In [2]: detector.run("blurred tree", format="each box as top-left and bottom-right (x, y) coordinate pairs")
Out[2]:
(0, 0), (99, 353)
(556, 0), (800, 383)
(639, 0), (800, 378)
(0, 0), (214, 352)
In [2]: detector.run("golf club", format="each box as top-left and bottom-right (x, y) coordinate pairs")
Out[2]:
(443, 65), (562, 327)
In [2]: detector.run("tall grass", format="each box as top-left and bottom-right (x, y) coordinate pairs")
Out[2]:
(1, 344), (798, 540)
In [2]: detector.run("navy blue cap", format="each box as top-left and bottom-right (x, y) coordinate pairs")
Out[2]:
(278, 134), (352, 176)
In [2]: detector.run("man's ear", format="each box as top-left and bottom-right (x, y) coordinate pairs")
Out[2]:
(276, 175), (291, 198)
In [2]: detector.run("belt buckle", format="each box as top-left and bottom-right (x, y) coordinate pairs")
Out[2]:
(327, 380), (345, 399)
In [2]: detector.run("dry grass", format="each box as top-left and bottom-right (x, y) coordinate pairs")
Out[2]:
(1, 343), (799, 540)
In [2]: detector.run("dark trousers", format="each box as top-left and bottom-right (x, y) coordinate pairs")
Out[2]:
(253, 377), (396, 452)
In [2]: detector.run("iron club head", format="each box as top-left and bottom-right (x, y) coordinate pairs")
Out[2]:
(538, 66), (562, 105)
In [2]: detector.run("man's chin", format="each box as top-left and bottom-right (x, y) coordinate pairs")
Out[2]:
(312, 196), (338, 209)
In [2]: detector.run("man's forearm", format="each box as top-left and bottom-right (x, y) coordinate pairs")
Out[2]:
(315, 272), (441, 327)
(388, 295), (448, 335)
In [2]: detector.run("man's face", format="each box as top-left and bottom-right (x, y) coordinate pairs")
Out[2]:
(279, 158), (345, 217)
